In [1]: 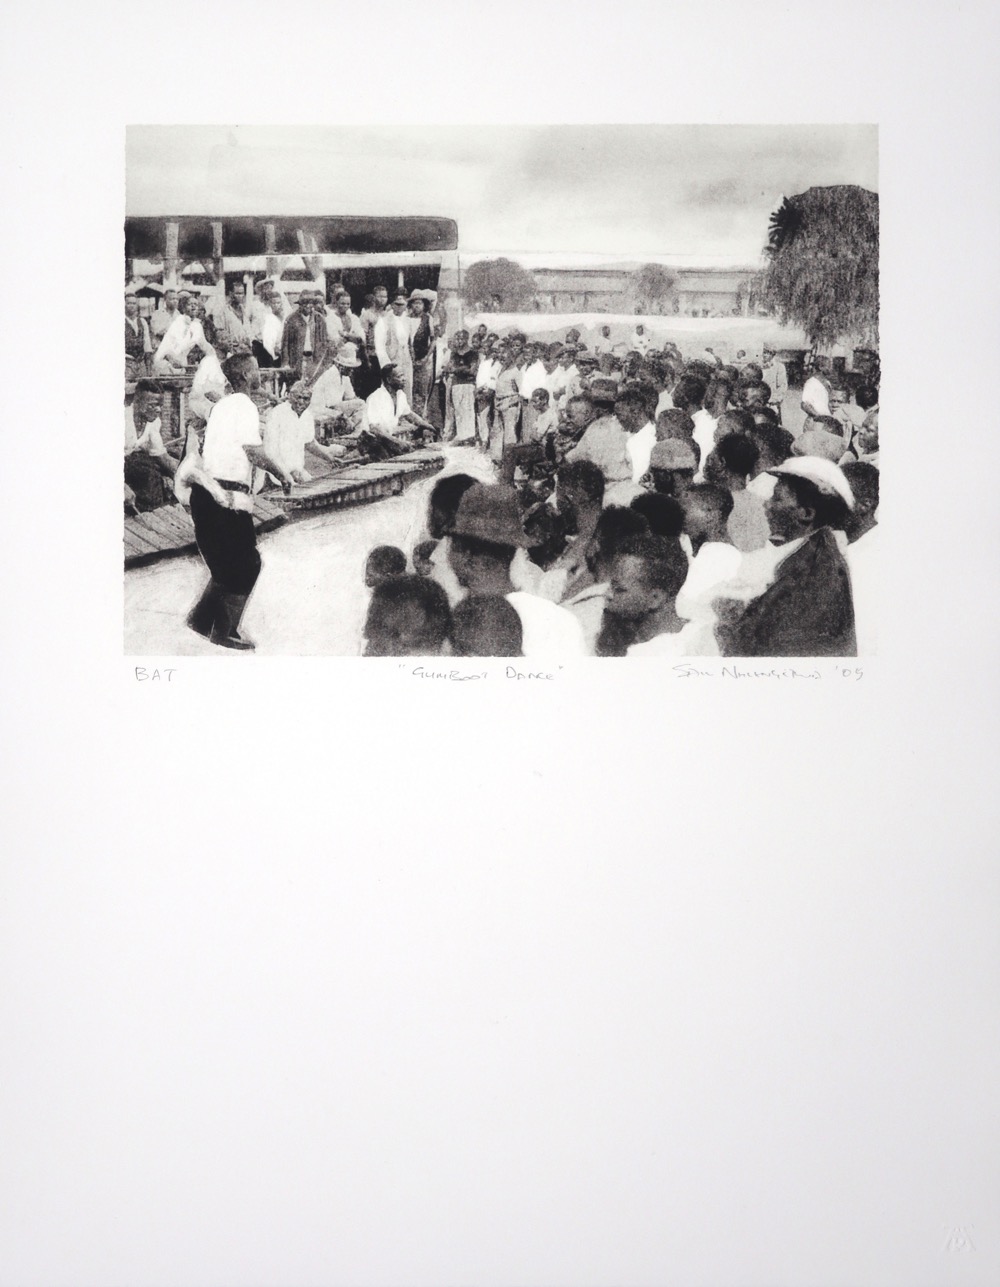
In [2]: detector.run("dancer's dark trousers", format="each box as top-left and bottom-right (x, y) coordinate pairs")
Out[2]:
(190, 484), (261, 595)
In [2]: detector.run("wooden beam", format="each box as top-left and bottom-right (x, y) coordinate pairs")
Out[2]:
(164, 221), (180, 287)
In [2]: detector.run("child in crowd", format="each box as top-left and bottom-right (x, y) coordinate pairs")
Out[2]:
(363, 576), (451, 656)
(412, 540), (438, 577)
(450, 595), (524, 657)
(365, 545), (407, 589)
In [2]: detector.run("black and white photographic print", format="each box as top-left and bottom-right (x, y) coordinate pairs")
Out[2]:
(123, 125), (878, 660)
(5, 7), (1000, 1287)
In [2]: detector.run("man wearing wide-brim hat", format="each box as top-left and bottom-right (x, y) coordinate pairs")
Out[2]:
(447, 483), (585, 657)
(308, 341), (367, 437)
(713, 456), (857, 657)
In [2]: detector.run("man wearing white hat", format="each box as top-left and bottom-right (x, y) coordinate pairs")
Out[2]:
(714, 456), (857, 657)
(309, 343), (367, 435)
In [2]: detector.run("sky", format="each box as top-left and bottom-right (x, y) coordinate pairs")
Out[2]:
(126, 125), (878, 267)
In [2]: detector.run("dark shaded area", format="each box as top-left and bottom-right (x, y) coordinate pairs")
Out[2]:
(125, 216), (458, 259)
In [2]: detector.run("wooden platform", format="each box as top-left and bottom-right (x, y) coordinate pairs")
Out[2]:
(123, 449), (445, 568)
(124, 497), (287, 569)
(271, 448), (445, 514)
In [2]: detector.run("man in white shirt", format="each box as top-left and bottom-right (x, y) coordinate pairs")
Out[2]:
(365, 365), (435, 439)
(615, 387), (657, 485)
(631, 324), (653, 355)
(264, 381), (346, 484)
(597, 533), (704, 656)
(187, 334), (231, 425)
(152, 295), (208, 374)
(124, 381), (177, 511)
(309, 343), (367, 435)
(447, 483), (585, 658)
(801, 356), (833, 420)
(179, 353), (294, 651)
(374, 290), (415, 403)
(671, 374), (715, 475)
(593, 325), (614, 355)
(676, 484), (742, 626)
(325, 287), (365, 347)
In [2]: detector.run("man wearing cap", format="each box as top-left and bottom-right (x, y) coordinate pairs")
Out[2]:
(713, 457), (857, 657)
(281, 291), (330, 385)
(374, 290), (414, 404)
(564, 377), (632, 499)
(447, 483), (585, 657)
(645, 438), (699, 499)
(309, 343), (368, 436)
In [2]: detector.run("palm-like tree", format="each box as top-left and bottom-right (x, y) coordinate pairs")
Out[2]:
(760, 185), (878, 349)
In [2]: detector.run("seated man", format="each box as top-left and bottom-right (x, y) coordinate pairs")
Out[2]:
(598, 533), (703, 656)
(450, 595), (524, 657)
(263, 381), (346, 485)
(713, 457), (857, 657)
(309, 342), (368, 437)
(366, 364), (436, 442)
(448, 483), (585, 657)
(363, 575), (451, 657)
(124, 380), (176, 512)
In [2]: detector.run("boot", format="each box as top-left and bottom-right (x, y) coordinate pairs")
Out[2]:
(186, 579), (224, 639)
(210, 592), (255, 651)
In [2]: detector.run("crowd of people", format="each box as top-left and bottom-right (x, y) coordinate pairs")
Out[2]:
(355, 326), (878, 659)
(124, 281), (879, 657)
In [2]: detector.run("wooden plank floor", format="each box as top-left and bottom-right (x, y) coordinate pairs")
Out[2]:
(124, 453), (443, 569)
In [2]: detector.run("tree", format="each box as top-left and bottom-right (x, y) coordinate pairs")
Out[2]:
(759, 185), (879, 348)
(630, 263), (677, 312)
(461, 258), (537, 311)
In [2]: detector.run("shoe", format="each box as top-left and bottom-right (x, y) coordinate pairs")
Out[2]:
(186, 579), (224, 638)
(209, 592), (255, 651)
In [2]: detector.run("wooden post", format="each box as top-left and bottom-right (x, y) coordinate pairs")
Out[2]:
(265, 223), (279, 278)
(164, 221), (180, 288)
(211, 221), (224, 286)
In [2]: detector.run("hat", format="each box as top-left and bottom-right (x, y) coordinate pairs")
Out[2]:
(335, 341), (361, 368)
(589, 376), (620, 405)
(650, 439), (698, 471)
(792, 427), (845, 464)
(451, 484), (533, 548)
(391, 289), (409, 303)
(769, 457), (855, 509)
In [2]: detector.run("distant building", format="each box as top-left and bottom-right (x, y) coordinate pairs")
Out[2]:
(525, 264), (757, 316)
